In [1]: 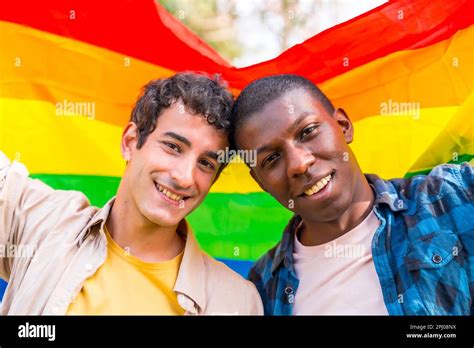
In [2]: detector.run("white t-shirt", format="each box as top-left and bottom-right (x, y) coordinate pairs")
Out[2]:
(292, 210), (388, 315)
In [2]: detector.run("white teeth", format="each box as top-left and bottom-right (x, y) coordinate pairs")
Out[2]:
(304, 174), (332, 196)
(157, 184), (183, 202)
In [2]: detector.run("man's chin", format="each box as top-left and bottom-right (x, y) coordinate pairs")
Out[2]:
(140, 206), (187, 228)
(148, 215), (183, 228)
(296, 201), (345, 222)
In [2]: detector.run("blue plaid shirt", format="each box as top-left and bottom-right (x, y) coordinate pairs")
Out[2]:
(248, 163), (474, 315)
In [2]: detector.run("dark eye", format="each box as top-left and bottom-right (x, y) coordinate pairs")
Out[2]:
(262, 153), (280, 168)
(199, 159), (216, 170)
(300, 125), (318, 140)
(163, 142), (181, 153)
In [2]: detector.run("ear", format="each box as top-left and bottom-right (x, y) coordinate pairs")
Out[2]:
(334, 108), (354, 144)
(250, 169), (268, 192)
(121, 122), (138, 162)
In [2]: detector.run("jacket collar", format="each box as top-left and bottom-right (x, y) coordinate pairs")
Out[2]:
(366, 173), (409, 212)
(80, 197), (115, 243)
(270, 214), (301, 275)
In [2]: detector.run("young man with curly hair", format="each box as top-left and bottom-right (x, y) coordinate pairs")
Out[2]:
(0, 72), (263, 315)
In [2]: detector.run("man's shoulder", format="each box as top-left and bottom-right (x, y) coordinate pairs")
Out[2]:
(401, 163), (472, 201)
(200, 252), (263, 314)
(25, 178), (96, 220)
(1, 150), (93, 209)
(202, 252), (254, 289)
(429, 162), (473, 192)
(1, 151), (99, 240)
(379, 163), (474, 243)
(421, 162), (472, 184)
(369, 163), (473, 207)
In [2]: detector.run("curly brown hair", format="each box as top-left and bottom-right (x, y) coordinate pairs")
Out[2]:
(130, 72), (234, 149)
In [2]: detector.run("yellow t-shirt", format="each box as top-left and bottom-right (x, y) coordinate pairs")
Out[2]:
(67, 227), (185, 315)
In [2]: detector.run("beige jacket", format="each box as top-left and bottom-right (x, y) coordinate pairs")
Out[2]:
(0, 152), (263, 315)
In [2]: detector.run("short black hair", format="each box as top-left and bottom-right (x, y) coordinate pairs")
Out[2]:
(131, 72), (234, 149)
(230, 74), (335, 149)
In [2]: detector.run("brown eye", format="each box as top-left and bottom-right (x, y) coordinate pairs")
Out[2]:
(199, 159), (215, 170)
(163, 142), (181, 153)
(262, 153), (280, 168)
(300, 125), (318, 141)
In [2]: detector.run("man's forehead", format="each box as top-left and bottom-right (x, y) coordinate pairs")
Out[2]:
(258, 88), (324, 117)
(154, 106), (228, 146)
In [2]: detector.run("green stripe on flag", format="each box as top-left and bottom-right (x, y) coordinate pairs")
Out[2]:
(188, 192), (291, 261)
(30, 174), (120, 206)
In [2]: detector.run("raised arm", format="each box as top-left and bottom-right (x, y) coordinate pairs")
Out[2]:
(0, 151), (91, 280)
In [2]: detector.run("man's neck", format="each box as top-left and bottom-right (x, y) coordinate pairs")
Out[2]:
(298, 174), (375, 246)
(105, 193), (185, 263)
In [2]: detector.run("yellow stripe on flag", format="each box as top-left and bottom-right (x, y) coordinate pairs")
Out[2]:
(321, 25), (474, 122)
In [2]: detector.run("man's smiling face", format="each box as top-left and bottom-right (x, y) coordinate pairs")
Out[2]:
(235, 88), (360, 223)
(124, 101), (228, 227)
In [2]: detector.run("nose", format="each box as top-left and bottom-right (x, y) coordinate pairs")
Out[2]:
(169, 158), (195, 190)
(286, 145), (315, 179)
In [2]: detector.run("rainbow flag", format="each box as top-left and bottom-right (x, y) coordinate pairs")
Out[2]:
(0, 0), (473, 288)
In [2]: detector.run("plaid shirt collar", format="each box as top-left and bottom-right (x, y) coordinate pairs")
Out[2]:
(270, 173), (408, 275)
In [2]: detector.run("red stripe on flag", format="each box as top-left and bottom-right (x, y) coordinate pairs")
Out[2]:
(1, 0), (472, 89)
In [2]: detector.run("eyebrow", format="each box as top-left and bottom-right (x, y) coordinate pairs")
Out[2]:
(163, 132), (191, 147)
(205, 151), (219, 161)
(256, 111), (315, 155)
(163, 132), (219, 161)
(287, 111), (314, 133)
